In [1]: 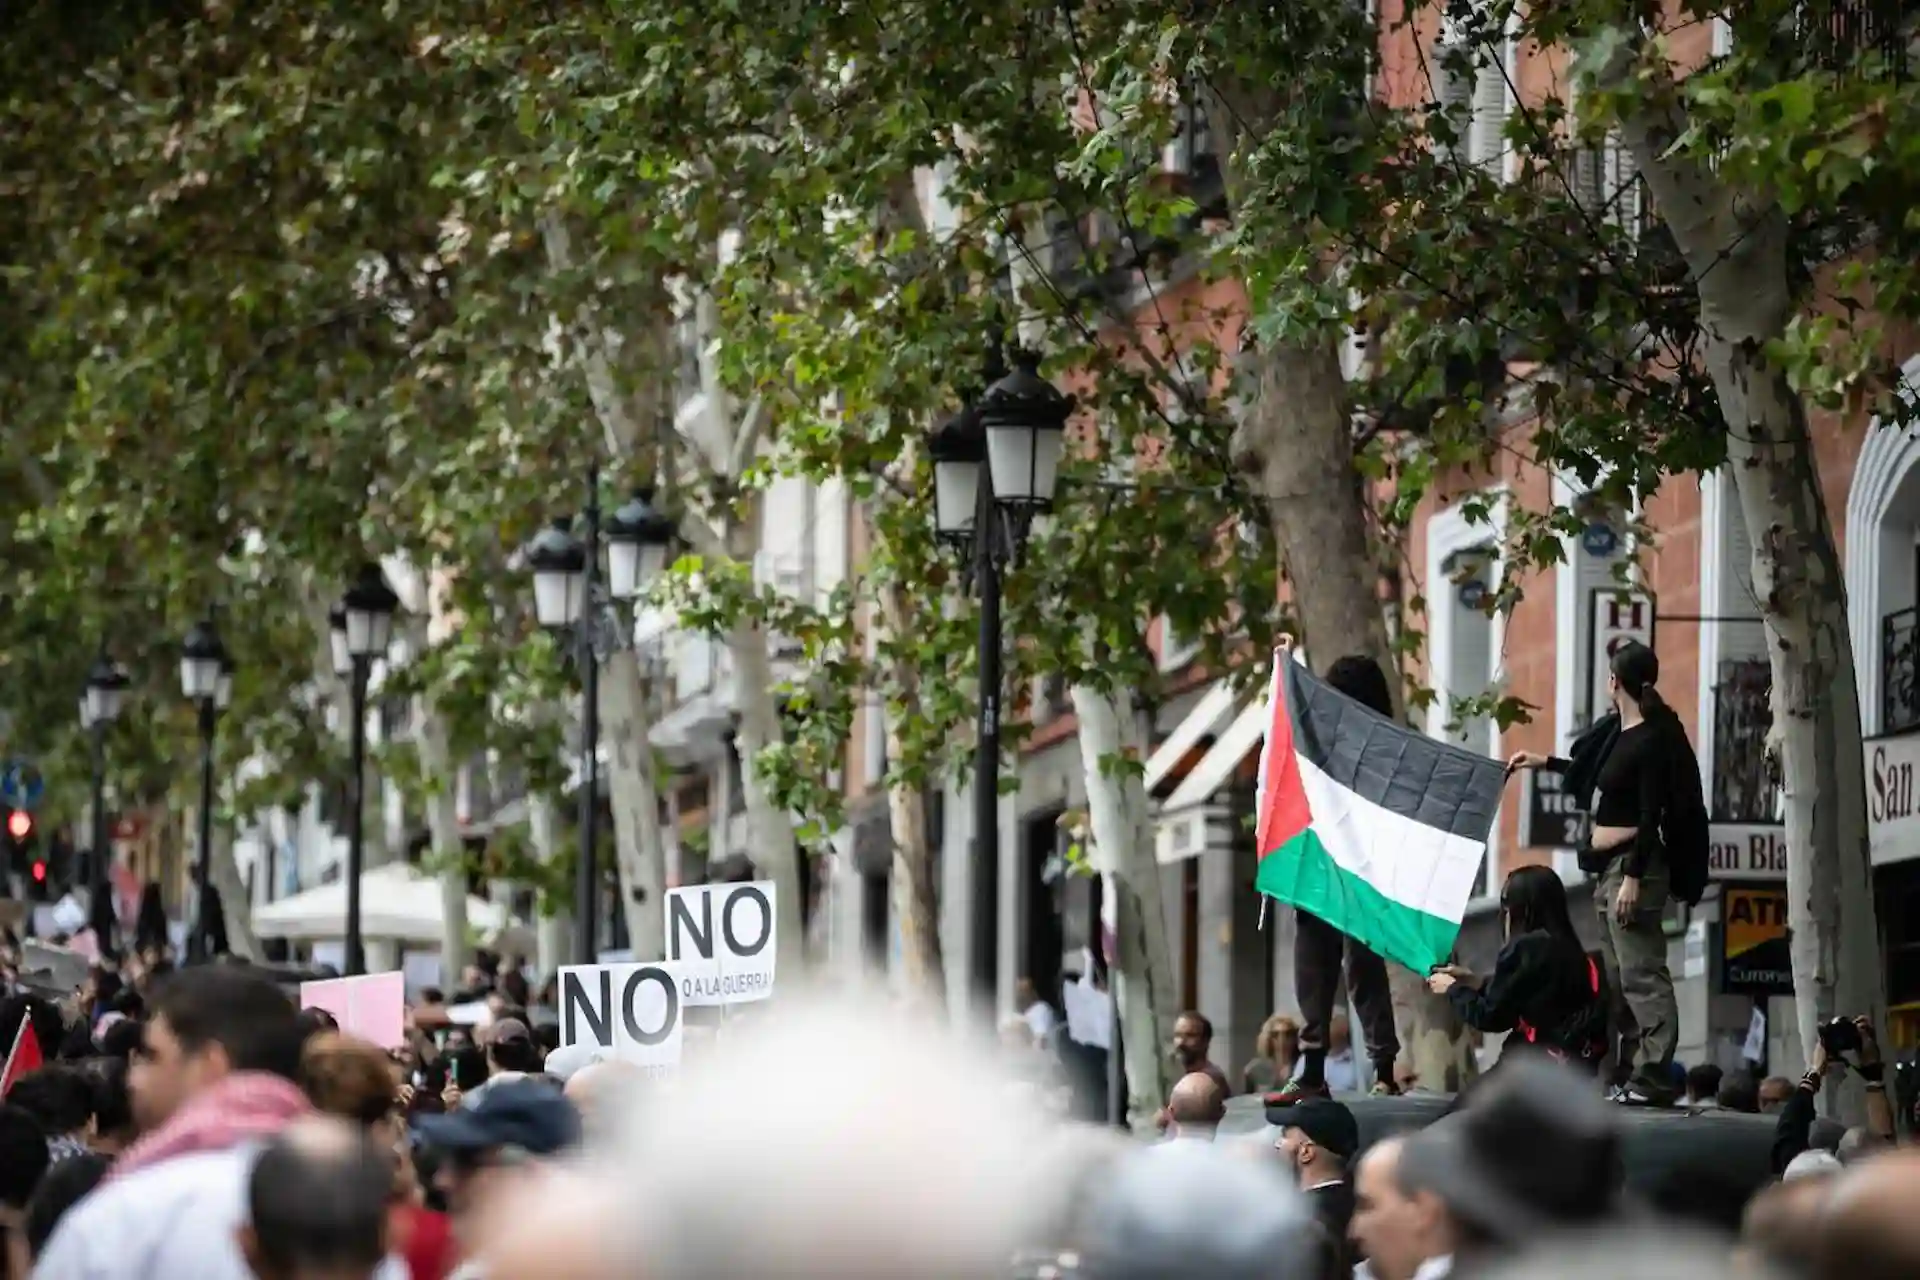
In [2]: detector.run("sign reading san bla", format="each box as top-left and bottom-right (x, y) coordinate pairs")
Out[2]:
(1708, 823), (1789, 881)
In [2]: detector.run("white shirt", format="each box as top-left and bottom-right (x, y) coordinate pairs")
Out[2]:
(1325, 1048), (1359, 1093)
(34, 1143), (407, 1280)
(1355, 1254), (1453, 1280)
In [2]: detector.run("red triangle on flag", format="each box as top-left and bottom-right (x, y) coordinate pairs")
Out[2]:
(2, 1018), (44, 1096)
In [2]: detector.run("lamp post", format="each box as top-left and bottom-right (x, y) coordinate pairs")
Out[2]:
(928, 350), (1072, 1016)
(526, 479), (672, 965)
(333, 565), (399, 976)
(180, 618), (230, 964)
(81, 652), (131, 946)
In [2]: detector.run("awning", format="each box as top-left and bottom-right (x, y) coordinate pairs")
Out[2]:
(1161, 692), (1269, 813)
(1142, 681), (1242, 796)
(254, 862), (525, 948)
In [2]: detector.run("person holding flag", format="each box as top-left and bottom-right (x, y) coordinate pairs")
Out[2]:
(1256, 640), (1509, 1102)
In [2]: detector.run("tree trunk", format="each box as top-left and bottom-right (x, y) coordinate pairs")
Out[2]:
(1233, 339), (1478, 1093)
(527, 789), (572, 975)
(876, 581), (944, 1004)
(601, 647), (670, 961)
(417, 707), (472, 979)
(1615, 93), (1885, 1119)
(209, 824), (260, 961)
(725, 619), (807, 974)
(1070, 683), (1178, 1125)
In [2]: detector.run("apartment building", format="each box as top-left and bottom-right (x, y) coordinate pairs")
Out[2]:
(919, 3), (1920, 1077)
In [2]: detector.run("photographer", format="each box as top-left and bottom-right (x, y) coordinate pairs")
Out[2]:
(1772, 1015), (1897, 1174)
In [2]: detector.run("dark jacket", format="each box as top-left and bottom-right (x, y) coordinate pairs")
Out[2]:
(1448, 930), (1606, 1066)
(1305, 1180), (1355, 1271)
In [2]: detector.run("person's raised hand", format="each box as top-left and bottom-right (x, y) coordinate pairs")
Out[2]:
(1426, 972), (1458, 995)
(1854, 1016), (1881, 1066)
(1506, 750), (1548, 773)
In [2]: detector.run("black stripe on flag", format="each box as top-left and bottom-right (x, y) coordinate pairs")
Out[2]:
(1282, 661), (1507, 843)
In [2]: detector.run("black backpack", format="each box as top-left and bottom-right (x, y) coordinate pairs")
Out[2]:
(1661, 721), (1712, 907)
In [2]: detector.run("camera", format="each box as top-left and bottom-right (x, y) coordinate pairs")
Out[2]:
(1817, 1016), (1862, 1057)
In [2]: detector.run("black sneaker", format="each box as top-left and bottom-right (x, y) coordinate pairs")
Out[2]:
(1613, 1079), (1676, 1107)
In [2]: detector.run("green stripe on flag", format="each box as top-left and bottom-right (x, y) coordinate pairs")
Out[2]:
(1256, 829), (1461, 974)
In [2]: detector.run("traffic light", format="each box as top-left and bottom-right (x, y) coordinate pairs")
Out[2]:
(4, 807), (44, 899)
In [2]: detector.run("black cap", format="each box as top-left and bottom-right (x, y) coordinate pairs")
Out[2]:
(1266, 1098), (1359, 1161)
(412, 1079), (579, 1158)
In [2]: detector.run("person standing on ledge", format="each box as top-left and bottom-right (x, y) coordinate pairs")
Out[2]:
(1508, 640), (1691, 1106)
(1271, 651), (1403, 1101)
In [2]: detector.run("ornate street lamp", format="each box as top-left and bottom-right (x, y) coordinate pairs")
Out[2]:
(81, 652), (131, 945)
(978, 352), (1073, 511)
(180, 619), (231, 964)
(527, 520), (589, 629)
(928, 402), (985, 548)
(338, 564), (399, 975)
(604, 490), (676, 602)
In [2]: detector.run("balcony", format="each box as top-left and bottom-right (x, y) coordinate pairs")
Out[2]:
(1883, 606), (1920, 734)
(1711, 659), (1783, 824)
(1794, 1), (1911, 76)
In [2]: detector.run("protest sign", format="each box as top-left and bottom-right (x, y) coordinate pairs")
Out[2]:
(664, 881), (776, 1007)
(300, 971), (407, 1049)
(557, 962), (686, 1075)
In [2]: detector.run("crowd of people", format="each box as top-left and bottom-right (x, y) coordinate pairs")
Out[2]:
(0, 926), (1915, 1278)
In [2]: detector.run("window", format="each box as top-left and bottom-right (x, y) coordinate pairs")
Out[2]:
(1696, 470), (1780, 816)
(864, 623), (887, 787)
(1157, 616), (1200, 672)
(1434, 2), (1515, 179)
(1554, 486), (1637, 739)
(1427, 495), (1508, 899)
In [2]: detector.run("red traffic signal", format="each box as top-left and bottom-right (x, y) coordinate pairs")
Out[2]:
(29, 860), (45, 883)
(6, 810), (31, 841)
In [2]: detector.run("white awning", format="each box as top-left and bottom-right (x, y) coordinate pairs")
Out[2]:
(254, 862), (522, 947)
(1161, 692), (1269, 813)
(1142, 681), (1242, 796)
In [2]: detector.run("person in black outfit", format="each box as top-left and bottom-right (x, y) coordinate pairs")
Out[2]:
(1273, 653), (1402, 1101)
(1427, 865), (1607, 1073)
(1509, 640), (1686, 1105)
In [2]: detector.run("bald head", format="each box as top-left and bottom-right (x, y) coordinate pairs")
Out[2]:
(1167, 1071), (1226, 1132)
(242, 1117), (393, 1280)
(1815, 1148), (1920, 1280)
(566, 1060), (641, 1116)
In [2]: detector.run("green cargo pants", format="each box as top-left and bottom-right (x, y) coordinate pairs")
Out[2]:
(1595, 853), (1678, 1092)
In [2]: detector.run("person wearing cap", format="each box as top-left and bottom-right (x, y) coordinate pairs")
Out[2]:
(1267, 1096), (1361, 1264)
(1396, 1056), (1627, 1272)
(414, 1080), (580, 1280)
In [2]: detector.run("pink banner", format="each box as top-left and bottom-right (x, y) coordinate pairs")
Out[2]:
(300, 973), (405, 1049)
(346, 971), (406, 1050)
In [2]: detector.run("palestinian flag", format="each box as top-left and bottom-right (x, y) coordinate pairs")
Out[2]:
(1255, 655), (1508, 974)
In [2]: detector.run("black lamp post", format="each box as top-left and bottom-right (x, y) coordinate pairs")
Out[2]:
(81, 651), (131, 945)
(180, 618), (230, 964)
(332, 564), (400, 976)
(928, 351), (1072, 1017)
(528, 479), (673, 965)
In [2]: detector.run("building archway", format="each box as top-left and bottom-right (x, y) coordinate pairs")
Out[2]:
(1844, 353), (1920, 736)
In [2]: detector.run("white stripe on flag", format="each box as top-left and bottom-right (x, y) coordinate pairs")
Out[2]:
(1296, 751), (1489, 928)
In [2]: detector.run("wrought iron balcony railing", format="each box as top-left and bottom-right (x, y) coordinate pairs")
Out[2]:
(1712, 658), (1782, 824)
(1883, 606), (1920, 734)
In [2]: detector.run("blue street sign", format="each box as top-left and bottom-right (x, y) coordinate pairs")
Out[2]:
(0, 760), (45, 810)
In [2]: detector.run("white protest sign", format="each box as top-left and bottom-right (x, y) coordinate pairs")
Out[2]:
(664, 881), (777, 1006)
(557, 962), (686, 1076)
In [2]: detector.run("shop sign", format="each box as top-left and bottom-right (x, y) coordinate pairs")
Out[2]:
(1708, 823), (1789, 881)
(1585, 589), (1655, 725)
(1868, 732), (1920, 866)
(1720, 884), (1792, 996)
(1518, 768), (1584, 850)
